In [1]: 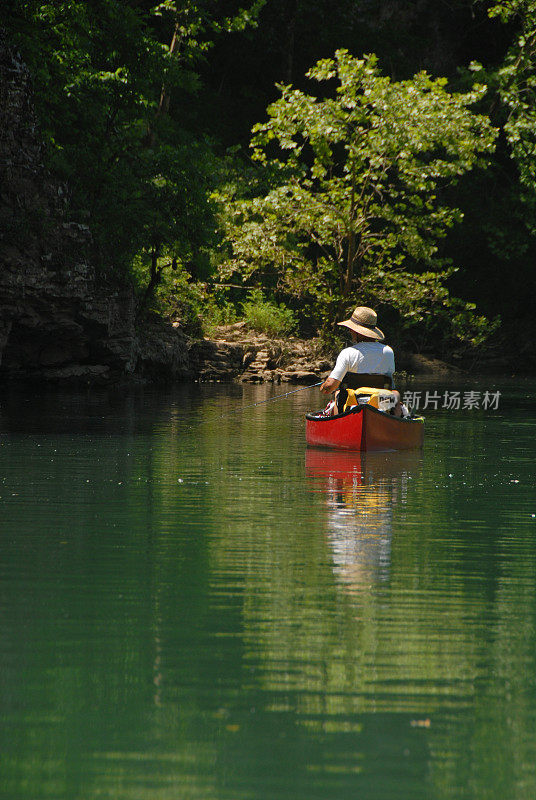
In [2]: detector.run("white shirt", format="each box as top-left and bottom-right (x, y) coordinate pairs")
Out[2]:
(329, 341), (395, 382)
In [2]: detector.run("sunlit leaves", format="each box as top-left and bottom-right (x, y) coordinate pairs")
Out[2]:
(220, 49), (497, 335)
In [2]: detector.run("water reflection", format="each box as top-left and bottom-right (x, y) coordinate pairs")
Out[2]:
(306, 449), (423, 589)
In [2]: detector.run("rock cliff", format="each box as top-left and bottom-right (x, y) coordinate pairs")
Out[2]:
(0, 30), (190, 383)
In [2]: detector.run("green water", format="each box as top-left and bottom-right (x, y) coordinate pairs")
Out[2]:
(0, 379), (535, 800)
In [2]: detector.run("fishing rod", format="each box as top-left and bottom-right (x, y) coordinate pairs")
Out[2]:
(221, 381), (322, 417)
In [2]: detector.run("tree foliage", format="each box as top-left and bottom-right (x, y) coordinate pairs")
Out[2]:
(488, 1), (536, 228)
(4, 0), (262, 290)
(218, 50), (497, 340)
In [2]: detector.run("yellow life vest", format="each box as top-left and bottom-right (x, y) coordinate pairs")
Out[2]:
(344, 387), (397, 413)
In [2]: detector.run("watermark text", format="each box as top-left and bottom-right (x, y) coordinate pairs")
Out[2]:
(401, 390), (501, 411)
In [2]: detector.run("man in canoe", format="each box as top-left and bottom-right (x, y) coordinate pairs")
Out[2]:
(319, 306), (406, 416)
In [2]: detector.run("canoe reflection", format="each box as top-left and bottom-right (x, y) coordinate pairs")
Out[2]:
(306, 448), (423, 588)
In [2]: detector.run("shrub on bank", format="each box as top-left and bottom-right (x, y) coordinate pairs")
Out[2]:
(241, 289), (297, 337)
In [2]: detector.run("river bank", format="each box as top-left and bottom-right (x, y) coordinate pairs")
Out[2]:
(0, 310), (515, 386)
(191, 322), (470, 384)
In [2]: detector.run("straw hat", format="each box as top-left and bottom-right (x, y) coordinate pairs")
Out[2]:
(337, 306), (384, 340)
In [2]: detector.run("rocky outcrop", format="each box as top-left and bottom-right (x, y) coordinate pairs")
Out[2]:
(189, 322), (332, 383)
(0, 30), (190, 383)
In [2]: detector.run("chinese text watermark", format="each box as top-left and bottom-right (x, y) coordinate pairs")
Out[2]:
(401, 390), (501, 411)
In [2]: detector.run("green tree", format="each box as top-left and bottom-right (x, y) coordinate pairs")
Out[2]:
(218, 49), (497, 342)
(4, 0), (262, 299)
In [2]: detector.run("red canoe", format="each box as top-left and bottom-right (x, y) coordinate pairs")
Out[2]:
(305, 404), (424, 452)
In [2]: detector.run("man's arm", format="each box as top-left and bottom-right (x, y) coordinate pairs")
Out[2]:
(320, 348), (350, 394)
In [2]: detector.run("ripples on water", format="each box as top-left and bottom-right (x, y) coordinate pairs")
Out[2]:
(0, 379), (535, 800)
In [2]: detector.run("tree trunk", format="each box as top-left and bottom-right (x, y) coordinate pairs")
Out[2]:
(138, 244), (162, 315)
(144, 20), (181, 146)
(157, 20), (181, 119)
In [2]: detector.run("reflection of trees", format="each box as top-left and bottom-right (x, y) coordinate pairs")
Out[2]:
(1, 386), (536, 799)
